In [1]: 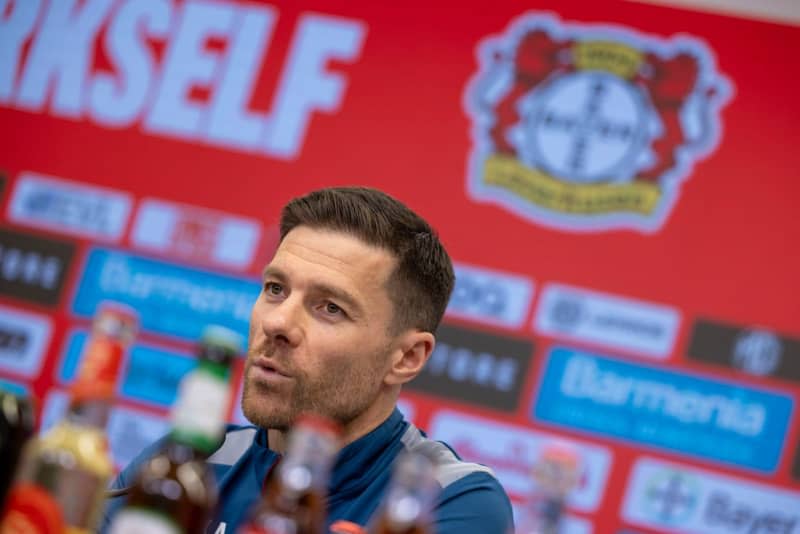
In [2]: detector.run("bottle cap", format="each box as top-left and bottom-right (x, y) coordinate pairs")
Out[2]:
(198, 325), (244, 365)
(70, 301), (139, 402)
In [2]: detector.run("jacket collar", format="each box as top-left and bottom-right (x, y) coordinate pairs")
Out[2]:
(330, 408), (408, 499)
(254, 408), (408, 499)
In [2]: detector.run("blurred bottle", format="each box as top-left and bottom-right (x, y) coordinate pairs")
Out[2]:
(514, 442), (580, 534)
(239, 415), (341, 534)
(0, 389), (35, 508)
(0, 302), (138, 534)
(108, 325), (243, 534)
(370, 450), (440, 534)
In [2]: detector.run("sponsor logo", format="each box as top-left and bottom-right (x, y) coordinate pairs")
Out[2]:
(131, 198), (261, 270)
(107, 406), (170, 469)
(8, 172), (132, 241)
(429, 410), (611, 512)
(552, 515), (593, 534)
(639, 469), (701, 525)
(732, 330), (782, 376)
(405, 323), (533, 412)
(535, 283), (680, 359)
(72, 248), (261, 341)
(512, 504), (594, 534)
(446, 262), (534, 328)
(623, 457), (800, 533)
(1, 1), (365, 160)
(0, 305), (52, 379)
(59, 330), (195, 408)
(464, 13), (731, 233)
(40, 391), (170, 469)
(0, 228), (75, 306)
(0, 379), (28, 397)
(533, 347), (793, 472)
(687, 319), (800, 383)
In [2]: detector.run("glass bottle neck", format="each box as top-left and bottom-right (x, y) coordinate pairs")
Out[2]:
(169, 360), (231, 454)
(65, 398), (112, 430)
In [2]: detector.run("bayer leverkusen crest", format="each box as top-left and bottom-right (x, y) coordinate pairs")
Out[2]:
(465, 14), (732, 233)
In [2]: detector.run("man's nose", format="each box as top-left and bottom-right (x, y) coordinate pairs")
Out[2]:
(259, 295), (303, 346)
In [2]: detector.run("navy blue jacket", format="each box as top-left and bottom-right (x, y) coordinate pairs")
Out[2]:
(100, 409), (513, 533)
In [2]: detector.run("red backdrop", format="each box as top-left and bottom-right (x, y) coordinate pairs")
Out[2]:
(1, 1), (798, 532)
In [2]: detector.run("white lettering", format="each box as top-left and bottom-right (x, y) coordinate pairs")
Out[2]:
(16, 0), (115, 116)
(205, 4), (276, 149)
(427, 342), (518, 392)
(89, 0), (171, 126)
(98, 256), (253, 321)
(559, 356), (766, 436)
(705, 491), (799, 533)
(0, 0), (42, 103)
(145, 0), (236, 138)
(4, 1), (367, 161)
(263, 14), (365, 158)
(213, 522), (227, 534)
(0, 245), (61, 289)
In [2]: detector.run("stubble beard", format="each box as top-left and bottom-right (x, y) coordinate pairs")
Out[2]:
(241, 339), (391, 432)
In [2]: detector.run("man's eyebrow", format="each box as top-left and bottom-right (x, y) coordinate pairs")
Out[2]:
(262, 265), (287, 281)
(261, 266), (364, 316)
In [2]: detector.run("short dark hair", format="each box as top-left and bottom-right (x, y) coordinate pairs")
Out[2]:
(279, 187), (454, 334)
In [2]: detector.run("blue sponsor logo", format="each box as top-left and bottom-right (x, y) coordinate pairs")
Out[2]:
(73, 248), (261, 341)
(0, 378), (28, 396)
(59, 330), (196, 407)
(533, 347), (793, 472)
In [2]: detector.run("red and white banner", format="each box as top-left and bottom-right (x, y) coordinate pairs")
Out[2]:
(1, 1), (799, 531)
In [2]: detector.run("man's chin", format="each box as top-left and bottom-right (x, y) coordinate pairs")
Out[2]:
(241, 397), (294, 431)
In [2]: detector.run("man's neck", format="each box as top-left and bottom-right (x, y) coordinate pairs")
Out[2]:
(267, 399), (396, 454)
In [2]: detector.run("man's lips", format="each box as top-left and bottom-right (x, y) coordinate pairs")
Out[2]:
(252, 357), (292, 379)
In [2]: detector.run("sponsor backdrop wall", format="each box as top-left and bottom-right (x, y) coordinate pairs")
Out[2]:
(1, 0), (799, 532)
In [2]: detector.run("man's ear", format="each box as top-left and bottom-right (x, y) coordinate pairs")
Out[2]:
(385, 330), (435, 386)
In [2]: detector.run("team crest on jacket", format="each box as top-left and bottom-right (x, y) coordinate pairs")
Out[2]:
(464, 14), (732, 233)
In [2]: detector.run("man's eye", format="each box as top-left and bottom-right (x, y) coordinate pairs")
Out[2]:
(325, 302), (342, 315)
(265, 282), (283, 295)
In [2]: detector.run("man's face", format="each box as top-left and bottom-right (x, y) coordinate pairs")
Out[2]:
(242, 226), (399, 431)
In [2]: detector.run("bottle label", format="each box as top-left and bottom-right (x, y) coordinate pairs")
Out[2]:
(70, 337), (125, 401)
(171, 372), (228, 442)
(108, 509), (183, 534)
(0, 483), (65, 534)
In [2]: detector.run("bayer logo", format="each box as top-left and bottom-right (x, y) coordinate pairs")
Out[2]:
(643, 469), (699, 525)
(733, 330), (782, 376)
(517, 71), (649, 183)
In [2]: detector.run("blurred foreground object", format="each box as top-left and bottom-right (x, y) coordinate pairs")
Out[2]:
(0, 390), (35, 509)
(514, 441), (580, 534)
(108, 325), (242, 534)
(370, 449), (440, 534)
(0, 303), (138, 534)
(239, 415), (340, 534)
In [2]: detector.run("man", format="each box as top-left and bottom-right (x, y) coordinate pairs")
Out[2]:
(101, 187), (513, 533)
